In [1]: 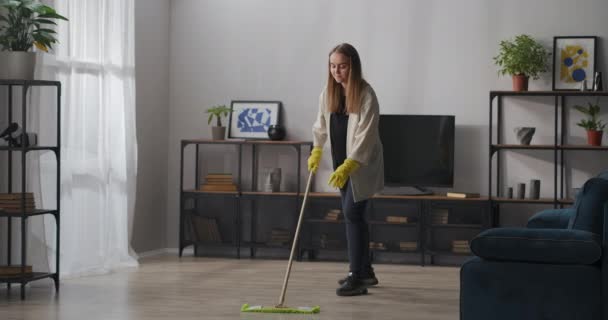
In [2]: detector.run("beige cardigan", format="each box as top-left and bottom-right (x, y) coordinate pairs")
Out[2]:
(312, 84), (384, 202)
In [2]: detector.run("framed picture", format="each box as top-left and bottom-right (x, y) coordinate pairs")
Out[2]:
(228, 101), (281, 139)
(552, 36), (597, 90)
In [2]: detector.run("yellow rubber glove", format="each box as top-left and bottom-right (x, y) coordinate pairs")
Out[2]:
(328, 158), (360, 189)
(307, 147), (323, 173)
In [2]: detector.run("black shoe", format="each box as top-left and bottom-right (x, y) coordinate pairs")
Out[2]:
(336, 274), (368, 296)
(338, 271), (378, 286)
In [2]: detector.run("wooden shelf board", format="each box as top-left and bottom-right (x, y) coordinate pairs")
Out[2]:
(241, 191), (298, 197)
(492, 197), (557, 204)
(182, 139), (312, 145)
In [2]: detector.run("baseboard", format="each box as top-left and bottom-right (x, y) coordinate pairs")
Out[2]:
(137, 247), (194, 259)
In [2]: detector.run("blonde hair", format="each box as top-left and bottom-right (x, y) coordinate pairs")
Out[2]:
(326, 43), (366, 114)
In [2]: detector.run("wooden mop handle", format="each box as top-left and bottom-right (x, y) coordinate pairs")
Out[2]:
(276, 170), (314, 308)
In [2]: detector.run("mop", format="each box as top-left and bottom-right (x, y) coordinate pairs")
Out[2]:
(241, 170), (321, 314)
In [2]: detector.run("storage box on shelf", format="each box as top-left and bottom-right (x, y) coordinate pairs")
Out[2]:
(0, 80), (61, 300)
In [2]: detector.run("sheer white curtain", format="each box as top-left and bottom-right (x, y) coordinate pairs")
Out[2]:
(32, 0), (138, 277)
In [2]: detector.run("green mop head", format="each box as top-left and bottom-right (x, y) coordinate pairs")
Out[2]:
(241, 303), (320, 314)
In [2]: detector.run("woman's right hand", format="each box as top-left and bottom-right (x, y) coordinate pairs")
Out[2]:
(307, 147), (322, 173)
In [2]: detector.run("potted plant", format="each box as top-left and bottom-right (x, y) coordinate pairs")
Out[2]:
(0, 0), (68, 80)
(493, 34), (550, 91)
(574, 99), (605, 146)
(206, 105), (232, 140)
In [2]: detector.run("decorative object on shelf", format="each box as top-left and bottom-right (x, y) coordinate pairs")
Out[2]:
(493, 34), (550, 91)
(206, 105), (232, 140)
(552, 36), (597, 91)
(0, 122), (37, 147)
(267, 124), (286, 140)
(0, 1), (68, 80)
(506, 187), (513, 199)
(516, 183), (526, 199)
(529, 179), (540, 199)
(263, 167), (281, 192)
(573, 99), (605, 146)
(513, 127), (536, 145)
(580, 79), (588, 91)
(228, 100), (281, 139)
(593, 71), (603, 91)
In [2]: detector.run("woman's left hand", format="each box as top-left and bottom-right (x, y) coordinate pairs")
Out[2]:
(328, 158), (360, 188)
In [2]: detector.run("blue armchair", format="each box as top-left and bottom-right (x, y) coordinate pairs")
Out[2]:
(460, 173), (608, 320)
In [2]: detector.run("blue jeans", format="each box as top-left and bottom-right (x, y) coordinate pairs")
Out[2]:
(340, 180), (372, 276)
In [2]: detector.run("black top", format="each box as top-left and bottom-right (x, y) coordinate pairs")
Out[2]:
(330, 96), (348, 170)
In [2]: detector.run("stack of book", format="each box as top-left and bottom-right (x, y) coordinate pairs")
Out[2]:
(324, 209), (342, 221)
(452, 240), (471, 254)
(431, 209), (449, 225)
(200, 173), (237, 192)
(0, 265), (33, 277)
(399, 241), (418, 252)
(267, 228), (292, 246)
(192, 216), (222, 243)
(446, 192), (480, 199)
(0, 193), (36, 214)
(386, 215), (408, 224)
(369, 241), (387, 250)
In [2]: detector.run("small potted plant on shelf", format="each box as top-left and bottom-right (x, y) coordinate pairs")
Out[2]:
(493, 34), (550, 92)
(206, 105), (232, 140)
(0, 0), (68, 80)
(574, 99), (605, 146)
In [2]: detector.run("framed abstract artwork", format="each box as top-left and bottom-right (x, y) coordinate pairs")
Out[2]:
(228, 101), (281, 139)
(552, 36), (597, 90)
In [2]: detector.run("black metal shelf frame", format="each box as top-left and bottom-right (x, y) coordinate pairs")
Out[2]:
(489, 91), (608, 226)
(180, 140), (490, 267)
(0, 80), (61, 300)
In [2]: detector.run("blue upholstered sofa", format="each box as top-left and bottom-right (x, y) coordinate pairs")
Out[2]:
(460, 172), (608, 320)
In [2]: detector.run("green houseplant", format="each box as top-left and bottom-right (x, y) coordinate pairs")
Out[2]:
(574, 99), (605, 146)
(0, 0), (68, 79)
(493, 34), (550, 92)
(206, 105), (232, 140)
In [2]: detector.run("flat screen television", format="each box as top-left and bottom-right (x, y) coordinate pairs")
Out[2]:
(379, 115), (455, 195)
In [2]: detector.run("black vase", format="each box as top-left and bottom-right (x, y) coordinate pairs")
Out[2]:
(267, 124), (286, 140)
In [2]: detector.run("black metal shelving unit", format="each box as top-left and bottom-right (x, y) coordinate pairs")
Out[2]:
(180, 139), (490, 266)
(178, 139), (312, 259)
(489, 90), (608, 225)
(300, 193), (489, 266)
(0, 80), (61, 300)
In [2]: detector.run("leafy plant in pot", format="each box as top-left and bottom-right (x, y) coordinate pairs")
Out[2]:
(574, 99), (605, 146)
(206, 105), (232, 140)
(0, 0), (68, 80)
(494, 34), (550, 91)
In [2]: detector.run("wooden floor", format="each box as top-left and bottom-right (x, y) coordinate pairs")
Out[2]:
(0, 255), (460, 320)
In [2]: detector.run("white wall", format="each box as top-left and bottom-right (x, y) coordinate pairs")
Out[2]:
(165, 0), (608, 248)
(133, 0), (170, 253)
